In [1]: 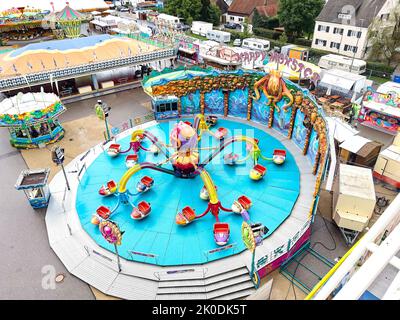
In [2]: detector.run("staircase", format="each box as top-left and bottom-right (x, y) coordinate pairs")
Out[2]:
(155, 265), (255, 300)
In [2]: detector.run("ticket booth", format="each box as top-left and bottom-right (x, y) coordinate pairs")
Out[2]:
(15, 168), (51, 209)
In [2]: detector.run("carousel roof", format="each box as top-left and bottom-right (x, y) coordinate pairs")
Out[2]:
(0, 92), (65, 127)
(56, 4), (84, 21)
(0, 35), (158, 79)
(0, 92), (60, 115)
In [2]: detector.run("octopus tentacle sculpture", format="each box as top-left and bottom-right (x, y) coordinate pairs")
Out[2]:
(251, 70), (294, 113)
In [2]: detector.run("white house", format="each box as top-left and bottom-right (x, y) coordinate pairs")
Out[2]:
(312, 0), (399, 59)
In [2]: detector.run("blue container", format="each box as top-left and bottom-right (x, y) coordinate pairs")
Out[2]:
(393, 75), (400, 83)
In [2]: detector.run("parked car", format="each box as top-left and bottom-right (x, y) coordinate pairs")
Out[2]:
(233, 39), (241, 46)
(177, 24), (190, 31)
(224, 22), (240, 30)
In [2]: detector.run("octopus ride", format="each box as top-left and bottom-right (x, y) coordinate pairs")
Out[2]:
(92, 114), (286, 246)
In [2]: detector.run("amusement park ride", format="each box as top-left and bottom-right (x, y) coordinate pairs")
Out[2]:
(92, 114), (286, 247)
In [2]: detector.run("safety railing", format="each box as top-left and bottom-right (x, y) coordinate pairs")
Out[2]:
(203, 243), (237, 262)
(306, 193), (400, 300)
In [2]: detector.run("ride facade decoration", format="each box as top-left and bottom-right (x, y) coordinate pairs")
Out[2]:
(143, 66), (328, 198)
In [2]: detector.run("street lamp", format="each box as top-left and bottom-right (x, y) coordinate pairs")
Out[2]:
(51, 146), (70, 191)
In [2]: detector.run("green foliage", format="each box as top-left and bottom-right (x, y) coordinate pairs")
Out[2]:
(294, 38), (312, 47)
(278, 32), (288, 44)
(252, 11), (280, 29)
(208, 4), (221, 26)
(367, 5), (400, 65)
(366, 62), (395, 77)
(164, 0), (220, 25)
(278, 0), (324, 38)
(253, 27), (281, 40)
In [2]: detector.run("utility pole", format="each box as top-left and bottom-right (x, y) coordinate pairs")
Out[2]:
(350, 18), (365, 72)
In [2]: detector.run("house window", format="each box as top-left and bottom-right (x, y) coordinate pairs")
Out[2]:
(380, 13), (390, 21)
(238, 17), (243, 22)
(230, 16), (234, 21)
(330, 42), (340, 49)
(315, 39), (327, 47)
(347, 30), (362, 37)
(333, 27), (344, 35)
(318, 25), (330, 32)
(344, 44), (358, 53)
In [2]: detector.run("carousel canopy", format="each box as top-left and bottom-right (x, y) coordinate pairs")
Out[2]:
(0, 35), (158, 79)
(56, 4), (84, 21)
(0, 1), (109, 13)
(0, 92), (64, 127)
(0, 92), (60, 115)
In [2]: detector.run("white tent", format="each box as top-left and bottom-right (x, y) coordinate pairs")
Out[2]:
(0, 0), (109, 12)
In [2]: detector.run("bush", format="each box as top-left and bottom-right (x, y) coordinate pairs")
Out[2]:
(366, 61), (395, 74)
(226, 30), (247, 41)
(294, 38), (312, 47)
(253, 27), (281, 40)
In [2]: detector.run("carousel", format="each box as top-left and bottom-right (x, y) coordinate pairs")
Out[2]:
(0, 91), (66, 149)
(43, 3), (87, 39)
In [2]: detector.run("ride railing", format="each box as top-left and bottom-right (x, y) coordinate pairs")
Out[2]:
(203, 243), (237, 262)
(128, 250), (159, 265)
(105, 112), (155, 140)
(306, 193), (400, 300)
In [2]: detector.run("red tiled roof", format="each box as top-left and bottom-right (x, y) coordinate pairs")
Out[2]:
(228, 0), (278, 17)
(255, 1), (278, 17)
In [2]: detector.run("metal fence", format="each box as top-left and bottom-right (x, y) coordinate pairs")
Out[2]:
(106, 112), (156, 140)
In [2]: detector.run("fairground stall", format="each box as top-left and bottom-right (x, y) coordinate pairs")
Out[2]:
(0, 6), (52, 43)
(357, 87), (400, 136)
(15, 168), (50, 209)
(0, 92), (65, 148)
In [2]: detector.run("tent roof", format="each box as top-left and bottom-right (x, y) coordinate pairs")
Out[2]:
(56, 4), (84, 20)
(0, 35), (158, 79)
(0, 92), (60, 115)
(339, 135), (372, 154)
(326, 116), (359, 143)
(339, 164), (375, 200)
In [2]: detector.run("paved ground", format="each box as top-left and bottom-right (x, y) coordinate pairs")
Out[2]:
(0, 87), (349, 300)
(0, 88), (151, 300)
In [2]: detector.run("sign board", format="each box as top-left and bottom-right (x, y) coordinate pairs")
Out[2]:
(52, 146), (64, 165)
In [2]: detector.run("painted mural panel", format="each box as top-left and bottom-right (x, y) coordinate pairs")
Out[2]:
(272, 100), (292, 136)
(228, 88), (248, 119)
(204, 89), (224, 115)
(181, 90), (201, 115)
(292, 109), (307, 150)
(307, 129), (319, 165)
(251, 92), (270, 125)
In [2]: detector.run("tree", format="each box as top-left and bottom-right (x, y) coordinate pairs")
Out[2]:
(164, 0), (220, 25)
(278, 0), (324, 39)
(208, 4), (222, 26)
(368, 4), (400, 65)
(278, 32), (288, 45)
(252, 10), (280, 29)
(164, 0), (202, 24)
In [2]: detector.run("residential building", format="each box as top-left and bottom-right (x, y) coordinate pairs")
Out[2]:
(312, 0), (399, 59)
(211, 0), (229, 14)
(222, 0), (278, 25)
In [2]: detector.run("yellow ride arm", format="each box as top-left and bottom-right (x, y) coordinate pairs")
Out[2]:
(118, 164), (142, 193)
(198, 169), (219, 205)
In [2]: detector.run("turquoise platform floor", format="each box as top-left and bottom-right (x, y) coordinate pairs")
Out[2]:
(76, 119), (300, 266)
